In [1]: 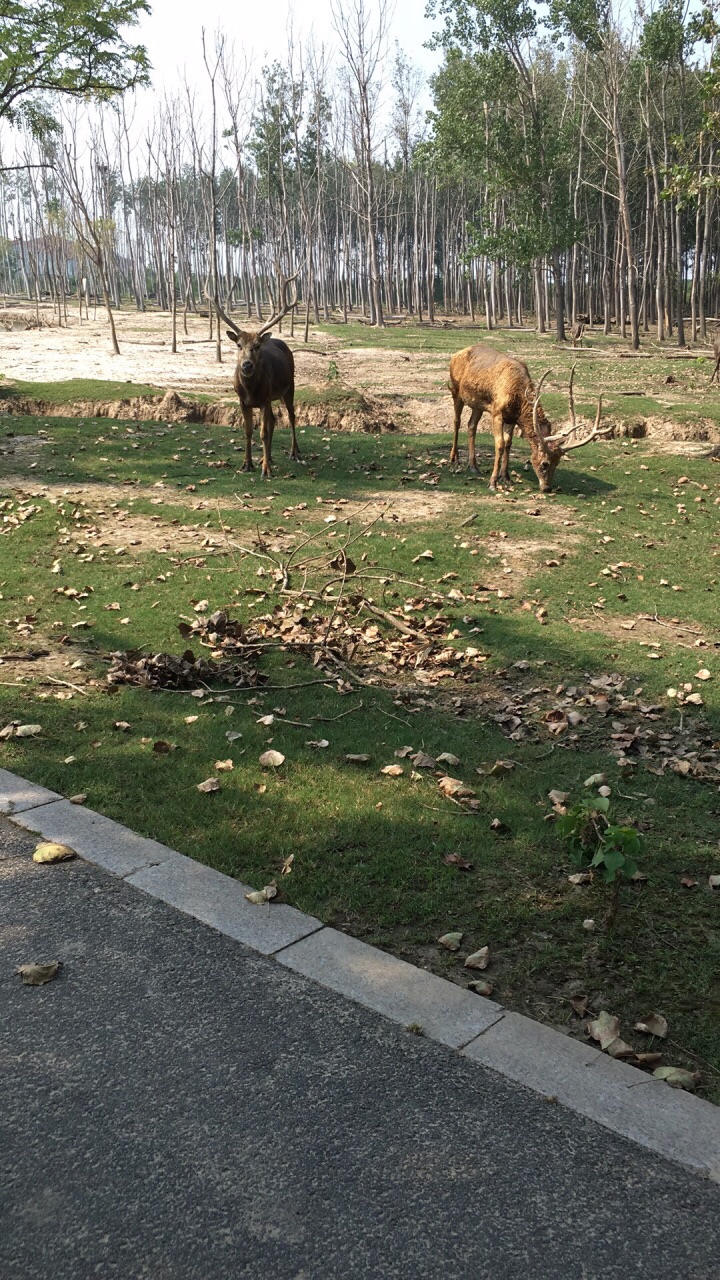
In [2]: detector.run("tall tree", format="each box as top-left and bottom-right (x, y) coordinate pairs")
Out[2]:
(0, 0), (150, 134)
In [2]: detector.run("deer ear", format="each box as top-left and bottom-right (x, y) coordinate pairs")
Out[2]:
(259, 332), (273, 343)
(226, 330), (240, 345)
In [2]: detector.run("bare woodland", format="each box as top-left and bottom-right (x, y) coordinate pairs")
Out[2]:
(1, 0), (719, 351)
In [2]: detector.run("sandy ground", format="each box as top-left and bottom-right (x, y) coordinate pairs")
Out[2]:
(3, 304), (720, 449)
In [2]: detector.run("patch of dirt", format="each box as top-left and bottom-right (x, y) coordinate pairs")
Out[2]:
(80, 510), (230, 556)
(568, 613), (712, 649)
(0, 388), (398, 434)
(338, 490), (459, 523)
(480, 533), (581, 587)
(608, 413), (720, 452)
(0, 643), (99, 694)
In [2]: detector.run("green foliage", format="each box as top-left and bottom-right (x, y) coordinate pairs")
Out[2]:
(0, 0), (151, 132)
(557, 795), (644, 884)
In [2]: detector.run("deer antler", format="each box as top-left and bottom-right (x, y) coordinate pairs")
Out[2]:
(213, 290), (241, 337)
(257, 275), (299, 336)
(546, 396), (612, 452)
(531, 370), (552, 456)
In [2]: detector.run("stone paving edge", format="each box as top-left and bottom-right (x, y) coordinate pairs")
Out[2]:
(3, 767), (718, 1179)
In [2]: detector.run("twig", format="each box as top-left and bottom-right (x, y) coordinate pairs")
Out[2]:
(311, 701), (364, 722)
(42, 675), (89, 696)
(361, 600), (421, 638)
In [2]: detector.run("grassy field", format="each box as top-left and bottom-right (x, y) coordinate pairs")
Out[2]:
(2, 333), (720, 1097)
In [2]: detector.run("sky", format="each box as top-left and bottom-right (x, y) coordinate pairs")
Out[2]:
(133, 0), (441, 98)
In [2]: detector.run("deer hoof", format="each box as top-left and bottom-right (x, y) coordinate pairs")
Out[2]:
(449, 451), (459, 464)
(240, 462), (255, 472)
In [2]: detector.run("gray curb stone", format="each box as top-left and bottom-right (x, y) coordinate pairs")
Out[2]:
(463, 1012), (720, 1177)
(275, 926), (504, 1049)
(0, 768), (61, 814)
(3, 766), (720, 1177)
(127, 855), (323, 955)
(12, 799), (184, 878)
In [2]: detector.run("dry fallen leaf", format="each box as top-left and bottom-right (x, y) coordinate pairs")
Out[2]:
(32, 842), (75, 865)
(549, 789), (570, 806)
(680, 875), (698, 888)
(411, 751), (436, 769)
(468, 979), (494, 996)
(215, 759), (234, 771)
(695, 669), (712, 681)
(244, 881), (278, 905)
(113, 721), (131, 732)
(653, 1066), (699, 1090)
(69, 793), (87, 805)
(584, 772), (606, 788)
(634, 1013), (668, 1039)
(436, 752), (461, 767)
(259, 750), (285, 768)
(184, 715), (199, 724)
(438, 931), (463, 951)
(306, 738), (329, 749)
(281, 854), (294, 876)
(478, 759), (515, 777)
(153, 740), (172, 754)
(443, 853), (473, 870)
(14, 724), (42, 738)
(568, 871), (592, 885)
(587, 1010), (634, 1058)
(570, 995), (589, 1018)
(489, 817), (508, 833)
(197, 777), (220, 793)
(438, 775), (476, 799)
(16, 960), (61, 986)
(380, 764), (404, 777)
(394, 745), (414, 759)
(226, 731), (243, 742)
(346, 753), (370, 763)
(709, 875), (720, 890)
(257, 714), (275, 726)
(464, 946), (490, 970)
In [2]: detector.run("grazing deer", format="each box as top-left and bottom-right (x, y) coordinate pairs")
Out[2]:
(448, 344), (609, 492)
(216, 279), (300, 477)
(710, 331), (720, 384)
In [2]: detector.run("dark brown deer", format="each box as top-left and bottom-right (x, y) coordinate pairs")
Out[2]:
(449, 344), (609, 492)
(710, 331), (720, 384)
(216, 279), (300, 478)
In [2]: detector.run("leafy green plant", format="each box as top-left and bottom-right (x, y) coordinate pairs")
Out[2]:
(557, 795), (645, 928)
(326, 360), (340, 383)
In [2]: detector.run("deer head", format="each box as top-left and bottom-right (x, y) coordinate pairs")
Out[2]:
(217, 276), (298, 379)
(529, 365), (611, 491)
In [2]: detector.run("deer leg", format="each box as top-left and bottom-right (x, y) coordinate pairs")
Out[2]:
(283, 389), (301, 460)
(467, 408), (482, 474)
(240, 405), (255, 472)
(488, 412), (504, 490)
(260, 403), (275, 479)
(499, 426), (514, 484)
(711, 357), (720, 385)
(450, 388), (463, 463)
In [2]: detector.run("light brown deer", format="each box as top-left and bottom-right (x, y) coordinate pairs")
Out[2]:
(215, 278), (300, 478)
(448, 344), (609, 492)
(572, 320), (585, 348)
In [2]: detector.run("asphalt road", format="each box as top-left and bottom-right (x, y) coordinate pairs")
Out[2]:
(2, 814), (719, 1280)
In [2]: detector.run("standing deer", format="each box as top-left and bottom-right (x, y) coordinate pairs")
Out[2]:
(216, 279), (300, 477)
(710, 332), (720, 384)
(448, 344), (609, 492)
(572, 320), (585, 348)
